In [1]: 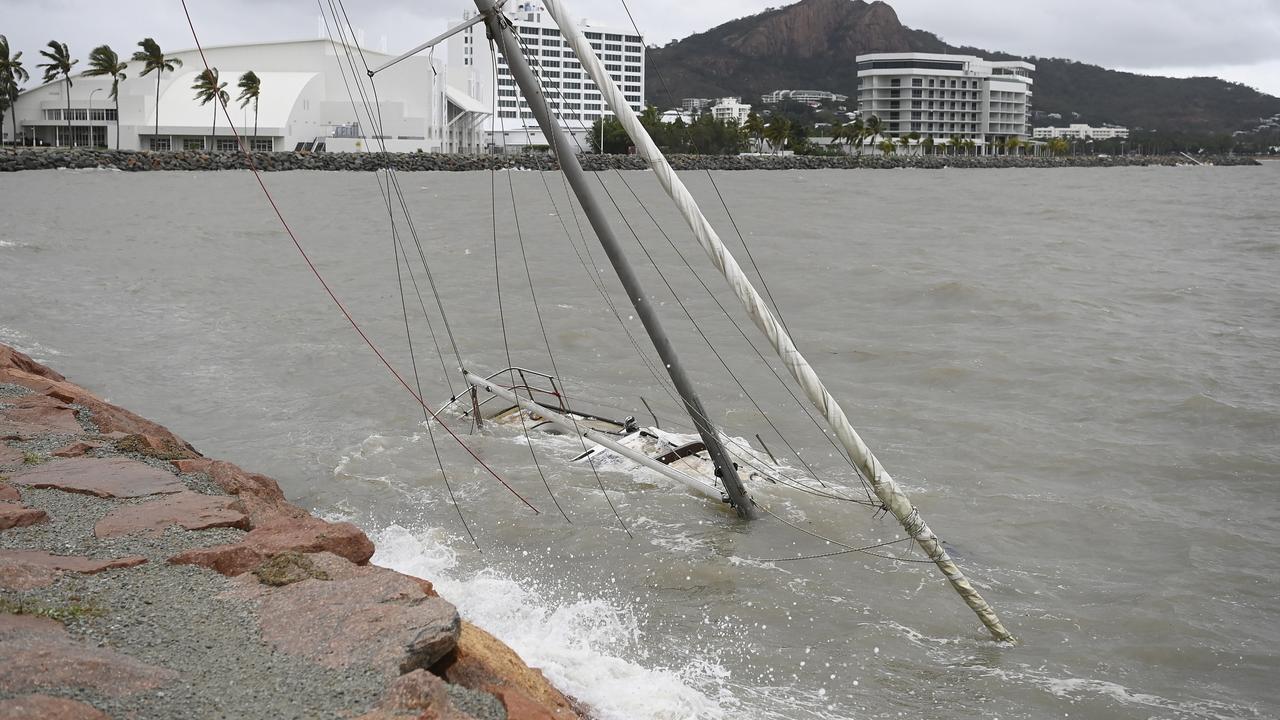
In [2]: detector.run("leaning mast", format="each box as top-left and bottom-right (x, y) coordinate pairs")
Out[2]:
(471, 0), (757, 519)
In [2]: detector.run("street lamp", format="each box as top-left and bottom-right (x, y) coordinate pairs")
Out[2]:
(89, 88), (102, 148)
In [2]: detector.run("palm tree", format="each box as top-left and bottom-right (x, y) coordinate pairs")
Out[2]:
(878, 138), (896, 157)
(863, 114), (883, 148)
(907, 131), (921, 155)
(1047, 137), (1069, 157)
(848, 116), (865, 155)
(963, 138), (977, 156)
(192, 68), (228, 149)
(922, 135), (935, 156)
(236, 71), (261, 146)
(38, 41), (77, 147)
(897, 133), (912, 155)
(948, 134), (963, 156)
(84, 45), (127, 149)
(764, 118), (792, 154)
(743, 111), (765, 153)
(132, 38), (182, 149)
(0, 36), (30, 146)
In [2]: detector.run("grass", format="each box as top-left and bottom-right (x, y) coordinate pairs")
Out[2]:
(0, 596), (105, 624)
(21, 452), (44, 465)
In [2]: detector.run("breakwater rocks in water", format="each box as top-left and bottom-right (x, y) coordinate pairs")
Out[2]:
(0, 147), (1261, 172)
(0, 344), (584, 720)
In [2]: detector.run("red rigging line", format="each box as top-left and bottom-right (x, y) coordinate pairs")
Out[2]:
(178, 0), (539, 515)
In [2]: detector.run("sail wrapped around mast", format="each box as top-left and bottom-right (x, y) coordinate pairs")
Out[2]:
(540, 0), (1014, 642)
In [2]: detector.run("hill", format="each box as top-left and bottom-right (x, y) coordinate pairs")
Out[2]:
(645, 0), (1280, 134)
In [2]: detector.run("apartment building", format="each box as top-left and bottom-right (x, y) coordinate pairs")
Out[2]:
(856, 52), (1034, 153)
(447, 2), (644, 150)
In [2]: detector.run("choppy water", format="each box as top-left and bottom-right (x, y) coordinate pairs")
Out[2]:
(2, 163), (1278, 719)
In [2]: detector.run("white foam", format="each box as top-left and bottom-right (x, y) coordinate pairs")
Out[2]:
(369, 523), (729, 720)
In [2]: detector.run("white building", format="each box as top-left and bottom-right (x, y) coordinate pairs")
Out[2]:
(761, 89), (848, 105)
(4, 38), (488, 153)
(447, 2), (644, 151)
(1033, 123), (1129, 140)
(680, 97), (715, 113)
(709, 97), (751, 125)
(856, 52), (1034, 153)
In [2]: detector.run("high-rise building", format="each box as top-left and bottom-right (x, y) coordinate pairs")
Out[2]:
(856, 52), (1034, 153)
(447, 2), (645, 150)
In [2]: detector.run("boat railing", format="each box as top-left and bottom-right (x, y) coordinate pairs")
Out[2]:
(447, 366), (568, 416)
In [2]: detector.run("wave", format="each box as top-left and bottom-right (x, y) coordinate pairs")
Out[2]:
(367, 523), (730, 720)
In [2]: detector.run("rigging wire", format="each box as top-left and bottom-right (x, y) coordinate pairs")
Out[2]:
(185, 1), (540, 535)
(489, 39), (573, 524)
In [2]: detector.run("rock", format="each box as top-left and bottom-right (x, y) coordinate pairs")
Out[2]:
(203, 460), (308, 526)
(94, 492), (249, 538)
(169, 515), (374, 575)
(0, 445), (25, 465)
(0, 559), (62, 591)
(251, 551), (331, 586)
(0, 614), (177, 696)
(0, 549), (147, 575)
(228, 552), (461, 677)
(172, 458), (213, 474)
(355, 670), (475, 720)
(0, 502), (48, 530)
(112, 433), (197, 461)
(436, 621), (582, 720)
(11, 457), (185, 498)
(0, 395), (83, 434)
(0, 480), (19, 502)
(51, 441), (102, 458)
(0, 695), (111, 720)
(0, 346), (65, 382)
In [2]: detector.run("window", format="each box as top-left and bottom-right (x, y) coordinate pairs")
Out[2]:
(184, 138), (204, 150)
(251, 138), (272, 151)
(149, 137), (170, 151)
(911, 78), (922, 87)
(216, 138), (238, 151)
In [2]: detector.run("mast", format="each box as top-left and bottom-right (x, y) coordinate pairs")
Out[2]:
(471, 0), (757, 519)
(542, 0), (1013, 641)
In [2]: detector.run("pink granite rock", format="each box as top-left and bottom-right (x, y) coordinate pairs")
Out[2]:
(51, 441), (103, 458)
(0, 695), (111, 720)
(94, 492), (248, 538)
(0, 549), (147, 575)
(0, 502), (48, 530)
(355, 669), (475, 720)
(11, 457), (185, 498)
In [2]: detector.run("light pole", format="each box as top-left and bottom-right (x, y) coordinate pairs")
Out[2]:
(89, 88), (102, 148)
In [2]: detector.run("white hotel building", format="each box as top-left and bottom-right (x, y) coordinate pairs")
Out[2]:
(856, 52), (1034, 153)
(446, 2), (644, 150)
(1033, 124), (1130, 140)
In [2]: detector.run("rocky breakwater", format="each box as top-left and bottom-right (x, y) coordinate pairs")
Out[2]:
(0, 343), (584, 720)
(0, 147), (1261, 172)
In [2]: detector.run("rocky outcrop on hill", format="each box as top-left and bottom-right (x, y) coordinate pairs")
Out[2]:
(0, 147), (1261, 173)
(0, 344), (583, 720)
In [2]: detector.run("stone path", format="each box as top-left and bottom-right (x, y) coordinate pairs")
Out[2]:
(1, 344), (584, 720)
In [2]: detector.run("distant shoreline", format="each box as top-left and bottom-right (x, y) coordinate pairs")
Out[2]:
(0, 147), (1262, 172)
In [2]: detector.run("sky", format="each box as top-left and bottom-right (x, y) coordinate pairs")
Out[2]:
(2, 0), (1279, 97)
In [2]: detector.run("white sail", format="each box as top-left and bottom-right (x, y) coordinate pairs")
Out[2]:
(542, 0), (1013, 642)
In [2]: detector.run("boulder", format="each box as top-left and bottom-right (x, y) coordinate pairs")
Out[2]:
(0, 549), (147, 575)
(355, 670), (476, 720)
(0, 612), (177, 696)
(227, 552), (461, 677)
(112, 433), (197, 461)
(93, 492), (249, 538)
(435, 621), (582, 720)
(50, 441), (103, 458)
(0, 502), (48, 530)
(0, 395), (83, 434)
(0, 346), (64, 382)
(202, 460), (308, 526)
(0, 695), (111, 720)
(0, 480), (19, 502)
(11, 457), (186, 498)
(0, 445), (25, 465)
(169, 515), (374, 575)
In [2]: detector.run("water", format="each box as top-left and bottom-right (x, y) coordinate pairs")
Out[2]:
(2, 164), (1278, 719)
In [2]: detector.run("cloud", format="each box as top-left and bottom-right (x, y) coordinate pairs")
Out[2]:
(3, 0), (1278, 96)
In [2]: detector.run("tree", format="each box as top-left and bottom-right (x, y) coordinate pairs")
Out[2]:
(0, 36), (30, 146)
(922, 135), (935, 156)
(863, 114), (883, 146)
(237, 71), (260, 145)
(878, 138), (896, 156)
(764, 118), (792, 154)
(897, 133), (912, 155)
(84, 45), (127, 149)
(588, 115), (629, 153)
(37, 41), (77, 146)
(742, 111), (765, 153)
(1047, 137), (1069, 156)
(948, 134), (963, 156)
(132, 38), (182, 148)
(848, 116), (865, 155)
(192, 67), (228, 148)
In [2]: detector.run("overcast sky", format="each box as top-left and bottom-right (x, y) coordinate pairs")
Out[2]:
(3, 0), (1278, 96)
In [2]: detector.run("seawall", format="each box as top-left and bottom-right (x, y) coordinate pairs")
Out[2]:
(0, 344), (585, 720)
(0, 147), (1261, 172)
